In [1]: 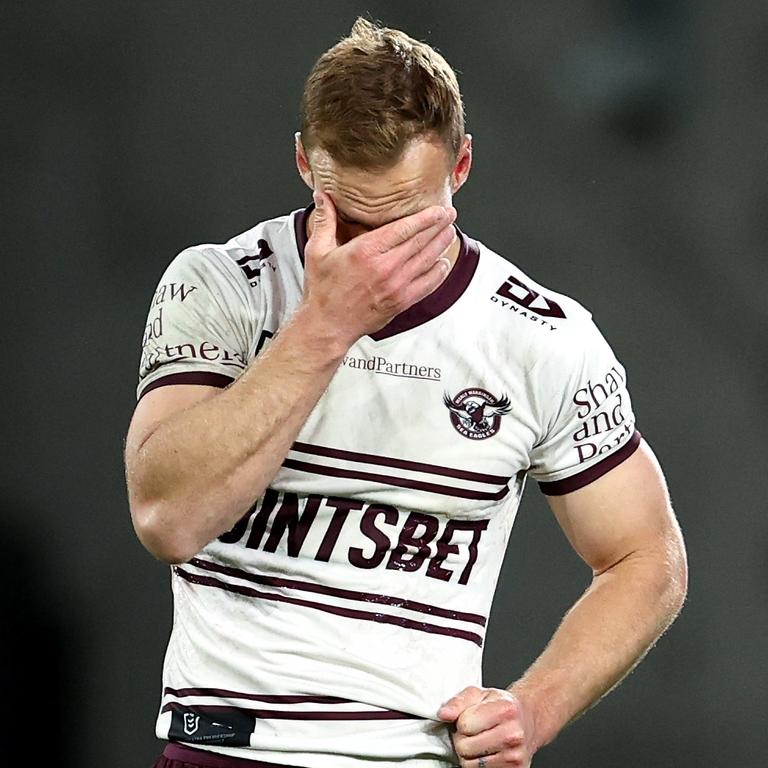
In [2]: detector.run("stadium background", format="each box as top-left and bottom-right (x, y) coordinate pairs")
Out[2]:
(3, 1), (767, 766)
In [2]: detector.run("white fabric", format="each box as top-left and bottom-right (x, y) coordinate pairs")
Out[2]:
(137, 209), (637, 766)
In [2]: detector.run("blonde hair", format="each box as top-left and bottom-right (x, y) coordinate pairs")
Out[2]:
(300, 17), (465, 168)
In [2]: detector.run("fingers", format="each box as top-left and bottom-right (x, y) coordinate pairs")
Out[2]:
(369, 205), (456, 254)
(357, 205), (457, 267)
(452, 721), (526, 759)
(440, 688), (532, 768)
(453, 748), (529, 768)
(397, 219), (456, 285)
(335, 204), (457, 314)
(438, 686), (487, 722)
(306, 190), (338, 256)
(399, 256), (451, 309)
(456, 698), (522, 737)
(300, 198), (458, 339)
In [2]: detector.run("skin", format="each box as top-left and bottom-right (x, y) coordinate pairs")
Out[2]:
(437, 441), (687, 767)
(295, 132), (472, 260)
(124, 130), (687, 767)
(124, 133), (469, 563)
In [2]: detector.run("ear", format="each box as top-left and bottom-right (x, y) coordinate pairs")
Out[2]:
(450, 134), (473, 194)
(295, 132), (315, 190)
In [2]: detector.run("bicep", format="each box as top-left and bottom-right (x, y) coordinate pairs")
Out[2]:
(125, 384), (222, 457)
(547, 439), (681, 575)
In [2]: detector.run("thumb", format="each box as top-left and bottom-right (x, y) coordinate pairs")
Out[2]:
(437, 686), (487, 722)
(307, 189), (338, 256)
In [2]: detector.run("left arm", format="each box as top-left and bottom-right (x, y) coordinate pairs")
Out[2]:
(438, 439), (688, 767)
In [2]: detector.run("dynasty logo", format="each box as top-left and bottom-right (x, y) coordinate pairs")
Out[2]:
(443, 388), (512, 440)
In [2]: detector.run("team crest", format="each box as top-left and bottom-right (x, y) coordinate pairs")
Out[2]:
(443, 388), (512, 440)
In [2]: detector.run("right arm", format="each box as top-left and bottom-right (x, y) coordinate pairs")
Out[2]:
(124, 193), (456, 563)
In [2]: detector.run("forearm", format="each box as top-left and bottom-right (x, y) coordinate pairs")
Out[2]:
(508, 544), (687, 749)
(126, 305), (350, 562)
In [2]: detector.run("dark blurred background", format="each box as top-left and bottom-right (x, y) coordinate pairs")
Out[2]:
(3, 1), (767, 766)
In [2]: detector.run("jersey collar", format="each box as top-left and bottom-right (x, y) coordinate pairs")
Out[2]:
(293, 204), (479, 340)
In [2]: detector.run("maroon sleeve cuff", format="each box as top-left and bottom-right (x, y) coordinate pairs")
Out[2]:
(138, 371), (235, 401)
(538, 429), (642, 496)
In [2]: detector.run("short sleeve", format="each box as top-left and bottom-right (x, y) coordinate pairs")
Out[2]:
(136, 247), (254, 401)
(527, 320), (640, 495)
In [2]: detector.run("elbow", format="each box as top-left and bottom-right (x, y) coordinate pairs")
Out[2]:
(658, 528), (689, 625)
(670, 538), (689, 613)
(130, 498), (200, 565)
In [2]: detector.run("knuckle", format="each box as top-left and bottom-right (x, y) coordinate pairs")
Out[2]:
(354, 241), (376, 263)
(501, 700), (521, 717)
(502, 729), (524, 747)
(378, 287), (401, 313)
(439, 225), (456, 247)
(399, 221), (419, 242)
(454, 715), (470, 735)
(377, 258), (398, 281)
(378, 274), (401, 302)
(354, 231), (384, 259)
(411, 231), (428, 253)
(454, 743), (471, 759)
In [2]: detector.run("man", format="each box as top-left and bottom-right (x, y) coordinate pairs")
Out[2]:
(125, 18), (687, 768)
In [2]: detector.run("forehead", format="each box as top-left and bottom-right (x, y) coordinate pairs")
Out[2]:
(308, 138), (452, 224)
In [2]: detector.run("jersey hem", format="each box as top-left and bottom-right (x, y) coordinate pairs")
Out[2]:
(537, 429), (642, 496)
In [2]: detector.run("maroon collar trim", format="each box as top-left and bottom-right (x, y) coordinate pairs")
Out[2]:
(370, 231), (479, 340)
(292, 204), (480, 340)
(293, 203), (312, 265)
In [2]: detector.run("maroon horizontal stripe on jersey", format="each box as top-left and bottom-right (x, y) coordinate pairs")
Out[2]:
(164, 687), (353, 704)
(161, 701), (419, 721)
(188, 557), (487, 625)
(174, 567), (484, 646)
(282, 458), (509, 501)
(291, 441), (510, 485)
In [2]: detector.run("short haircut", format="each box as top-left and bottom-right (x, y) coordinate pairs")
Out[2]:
(300, 17), (465, 169)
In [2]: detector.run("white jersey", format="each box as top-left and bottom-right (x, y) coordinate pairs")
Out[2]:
(137, 206), (640, 767)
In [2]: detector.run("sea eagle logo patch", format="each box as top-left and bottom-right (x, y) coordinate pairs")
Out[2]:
(443, 388), (512, 440)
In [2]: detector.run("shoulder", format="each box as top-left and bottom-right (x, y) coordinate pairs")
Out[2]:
(472, 238), (592, 324)
(159, 209), (302, 299)
(464, 235), (603, 363)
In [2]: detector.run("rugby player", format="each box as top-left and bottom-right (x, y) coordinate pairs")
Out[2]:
(125, 18), (688, 768)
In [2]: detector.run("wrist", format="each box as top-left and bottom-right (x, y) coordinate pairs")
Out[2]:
(286, 302), (356, 364)
(507, 681), (559, 750)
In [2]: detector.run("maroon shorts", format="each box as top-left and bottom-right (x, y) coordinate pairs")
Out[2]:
(153, 743), (305, 768)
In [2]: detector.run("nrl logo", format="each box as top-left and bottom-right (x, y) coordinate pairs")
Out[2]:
(183, 712), (200, 735)
(443, 388), (512, 440)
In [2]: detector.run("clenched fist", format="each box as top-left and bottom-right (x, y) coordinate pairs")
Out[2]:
(438, 686), (538, 768)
